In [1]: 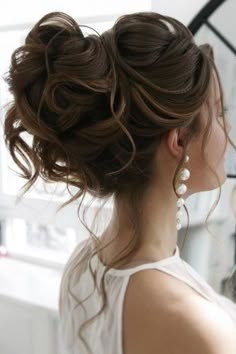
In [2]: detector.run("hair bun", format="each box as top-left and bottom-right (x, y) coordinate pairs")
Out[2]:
(3, 11), (113, 199)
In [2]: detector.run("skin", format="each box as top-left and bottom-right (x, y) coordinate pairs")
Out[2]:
(99, 70), (232, 266)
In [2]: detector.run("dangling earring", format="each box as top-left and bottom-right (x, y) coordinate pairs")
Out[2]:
(175, 154), (190, 230)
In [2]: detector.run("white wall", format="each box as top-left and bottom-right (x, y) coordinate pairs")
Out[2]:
(0, 0), (151, 26)
(151, 0), (209, 26)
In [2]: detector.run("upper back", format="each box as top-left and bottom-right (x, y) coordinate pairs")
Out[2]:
(60, 239), (236, 354)
(122, 269), (236, 354)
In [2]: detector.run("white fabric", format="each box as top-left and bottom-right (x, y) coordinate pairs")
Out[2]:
(59, 238), (236, 354)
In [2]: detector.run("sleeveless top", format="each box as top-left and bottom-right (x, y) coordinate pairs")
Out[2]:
(59, 238), (236, 354)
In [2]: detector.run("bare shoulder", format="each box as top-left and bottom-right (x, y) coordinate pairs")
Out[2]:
(122, 269), (236, 354)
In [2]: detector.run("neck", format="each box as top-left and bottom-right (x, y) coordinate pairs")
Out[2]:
(99, 184), (181, 263)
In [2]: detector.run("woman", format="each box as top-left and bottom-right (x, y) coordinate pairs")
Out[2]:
(3, 10), (236, 354)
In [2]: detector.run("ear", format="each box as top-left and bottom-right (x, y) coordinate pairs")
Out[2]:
(165, 128), (184, 159)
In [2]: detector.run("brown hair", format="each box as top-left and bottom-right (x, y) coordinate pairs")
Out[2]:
(3, 11), (236, 353)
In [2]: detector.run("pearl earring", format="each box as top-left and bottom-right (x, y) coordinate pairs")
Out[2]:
(175, 154), (190, 230)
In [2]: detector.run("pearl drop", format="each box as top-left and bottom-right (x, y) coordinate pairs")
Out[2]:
(176, 210), (183, 218)
(179, 168), (190, 181)
(185, 155), (189, 163)
(177, 198), (185, 207)
(176, 223), (182, 230)
(176, 183), (187, 195)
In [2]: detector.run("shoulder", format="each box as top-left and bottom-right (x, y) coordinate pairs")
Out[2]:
(122, 269), (236, 354)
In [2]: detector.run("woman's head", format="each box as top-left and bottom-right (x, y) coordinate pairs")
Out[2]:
(4, 11), (234, 237)
(4, 12), (233, 204)
(4, 11), (232, 201)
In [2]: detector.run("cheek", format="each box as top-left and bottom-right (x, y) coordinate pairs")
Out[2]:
(189, 129), (221, 179)
(207, 122), (226, 166)
(186, 119), (227, 193)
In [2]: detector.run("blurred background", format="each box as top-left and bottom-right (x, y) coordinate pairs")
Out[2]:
(0, 1), (235, 353)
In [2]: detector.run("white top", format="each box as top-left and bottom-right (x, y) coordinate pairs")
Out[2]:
(59, 238), (236, 354)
